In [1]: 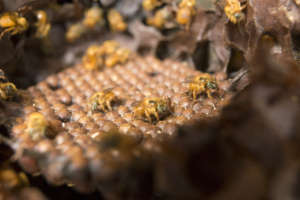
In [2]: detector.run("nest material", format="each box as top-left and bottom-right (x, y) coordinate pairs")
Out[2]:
(5, 56), (232, 195)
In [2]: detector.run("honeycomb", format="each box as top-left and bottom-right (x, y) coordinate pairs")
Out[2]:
(9, 55), (232, 193)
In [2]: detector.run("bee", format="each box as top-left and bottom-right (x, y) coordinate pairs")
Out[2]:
(83, 41), (131, 69)
(146, 8), (172, 29)
(0, 168), (29, 189)
(224, 0), (246, 24)
(143, 0), (163, 11)
(25, 112), (49, 141)
(89, 89), (118, 113)
(105, 47), (131, 68)
(108, 9), (127, 32)
(0, 82), (18, 101)
(101, 40), (119, 55)
(178, 0), (196, 8)
(0, 12), (29, 38)
(133, 97), (172, 123)
(186, 73), (218, 100)
(176, 0), (196, 28)
(82, 6), (104, 28)
(34, 10), (51, 38)
(65, 22), (86, 42)
(82, 45), (103, 70)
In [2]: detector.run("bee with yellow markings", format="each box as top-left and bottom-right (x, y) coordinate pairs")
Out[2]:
(0, 168), (29, 189)
(143, 0), (163, 11)
(186, 73), (218, 100)
(224, 0), (247, 24)
(108, 9), (127, 32)
(105, 47), (131, 68)
(83, 41), (131, 70)
(65, 22), (86, 42)
(34, 10), (51, 38)
(146, 7), (172, 29)
(0, 12), (28, 38)
(82, 45), (104, 70)
(82, 6), (104, 28)
(0, 82), (18, 101)
(133, 97), (172, 123)
(89, 89), (118, 113)
(25, 112), (49, 141)
(176, 0), (196, 29)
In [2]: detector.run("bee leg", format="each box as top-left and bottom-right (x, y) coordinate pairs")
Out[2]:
(145, 110), (152, 123)
(106, 100), (112, 111)
(207, 90), (213, 99)
(100, 104), (107, 112)
(0, 27), (14, 38)
(193, 90), (197, 100)
(154, 111), (160, 122)
(0, 89), (7, 100)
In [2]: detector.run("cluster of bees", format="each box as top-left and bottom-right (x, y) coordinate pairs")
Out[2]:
(88, 72), (219, 124)
(66, 6), (127, 42)
(82, 40), (131, 70)
(0, 9), (51, 39)
(143, 0), (196, 30)
(0, 70), (18, 101)
(224, 0), (247, 24)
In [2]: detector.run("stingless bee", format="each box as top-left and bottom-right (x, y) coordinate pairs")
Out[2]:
(65, 22), (86, 42)
(83, 41), (131, 70)
(146, 7), (172, 29)
(25, 112), (49, 141)
(82, 6), (104, 28)
(34, 10), (51, 38)
(0, 82), (18, 101)
(82, 45), (103, 70)
(186, 73), (218, 100)
(0, 12), (29, 38)
(0, 168), (29, 189)
(108, 9), (127, 32)
(133, 97), (172, 123)
(89, 89), (118, 113)
(224, 0), (247, 24)
(143, 0), (163, 11)
(105, 47), (131, 68)
(176, 0), (196, 28)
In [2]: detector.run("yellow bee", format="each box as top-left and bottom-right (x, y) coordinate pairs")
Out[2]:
(105, 47), (131, 68)
(224, 0), (246, 24)
(83, 41), (131, 69)
(176, 0), (196, 28)
(178, 0), (196, 8)
(147, 8), (172, 29)
(34, 10), (51, 38)
(143, 0), (163, 11)
(0, 12), (29, 38)
(82, 6), (104, 28)
(133, 97), (172, 123)
(65, 22), (86, 42)
(0, 168), (29, 189)
(107, 9), (127, 32)
(25, 112), (49, 141)
(89, 89), (118, 112)
(82, 45), (104, 70)
(186, 73), (218, 100)
(101, 40), (119, 55)
(0, 82), (18, 101)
